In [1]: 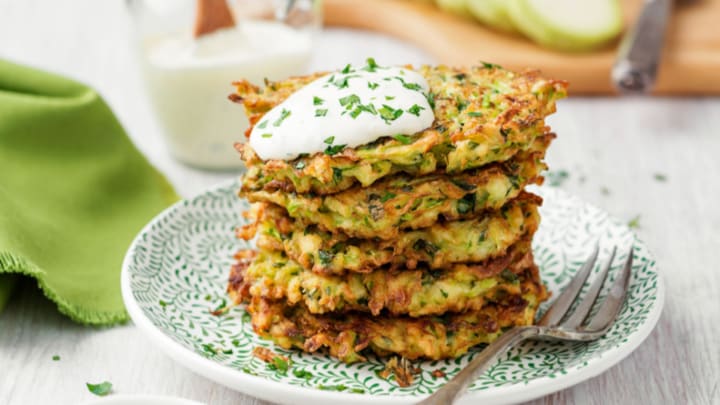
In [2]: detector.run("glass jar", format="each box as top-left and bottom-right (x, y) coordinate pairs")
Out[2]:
(127, 0), (321, 170)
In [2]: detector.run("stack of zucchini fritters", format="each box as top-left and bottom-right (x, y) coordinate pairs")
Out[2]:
(228, 64), (567, 363)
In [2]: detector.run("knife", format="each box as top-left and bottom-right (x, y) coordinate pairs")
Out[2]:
(611, 0), (673, 94)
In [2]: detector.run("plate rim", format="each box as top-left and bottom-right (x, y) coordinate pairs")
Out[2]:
(121, 180), (665, 405)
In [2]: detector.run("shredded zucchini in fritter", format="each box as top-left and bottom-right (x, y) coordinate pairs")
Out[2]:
(227, 62), (560, 363)
(245, 196), (541, 275)
(242, 142), (548, 240)
(232, 64), (567, 194)
(229, 241), (537, 317)
(240, 283), (545, 362)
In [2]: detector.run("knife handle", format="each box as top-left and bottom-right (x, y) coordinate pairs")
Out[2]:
(612, 0), (673, 94)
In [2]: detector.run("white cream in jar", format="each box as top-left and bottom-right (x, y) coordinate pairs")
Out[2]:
(141, 21), (312, 169)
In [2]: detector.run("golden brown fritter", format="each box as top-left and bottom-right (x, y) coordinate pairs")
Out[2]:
(241, 136), (550, 241)
(228, 240), (538, 317)
(239, 275), (546, 363)
(232, 64), (567, 195)
(242, 195), (541, 275)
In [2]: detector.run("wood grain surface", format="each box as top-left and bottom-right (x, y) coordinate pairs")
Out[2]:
(0, 1), (719, 404)
(324, 0), (720, 95)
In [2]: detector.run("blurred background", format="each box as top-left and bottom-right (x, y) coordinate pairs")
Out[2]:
(1, 0), (718, 404)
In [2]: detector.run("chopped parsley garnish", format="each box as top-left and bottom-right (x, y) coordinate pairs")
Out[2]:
(368, 82), (379, 90)
(324, 144), (346, 155)
(450, 178), (475, 191)
(318, 249), (334, 265)
(500, 269), (519, 283)
(364, 57), (378, 72)
(273, 109), (291, 127)
(380, 192), (396, 202)
(467, 111), (482, 117)
(456, 193), (476, 214)
(86, 381), (112, 397)
(267, 357), (289, 375)
(257, 120), (268, 129)
(261, 133), (272, 138)
(355, 103), (378, 117)
(440, 289), (449, 298)
(402, 82), (422, 91)
(628, 215), (641, 229)
(379, 104), (404, 124)
(547, 170), (570, 187)
(315, 108), (328, 117)
(341, 64), (352, 74)
(201, 343), (218, 355)
(332, 167), (343, 183)
(407, 104), (424, 116)
(425, 92), (435, 109)
(653, 173), (668, 182)
(158, 299), (167, 308)
(385, 95), (395, 100)
(339, 94), (361, 109)
(393, 134), (412, 144)
(481, 61), (502, 69)
(52, 355), (60, 361)
(313, 96), (324, 105)
(331, 75), (359, 89)
(293, 369), (314, 379)
(323, 135), (347, 154)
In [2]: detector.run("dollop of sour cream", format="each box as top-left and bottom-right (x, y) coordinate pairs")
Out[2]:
(248, 60), (435, 161)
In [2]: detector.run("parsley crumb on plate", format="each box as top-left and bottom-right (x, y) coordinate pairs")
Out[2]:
(86, 381), (112, 397)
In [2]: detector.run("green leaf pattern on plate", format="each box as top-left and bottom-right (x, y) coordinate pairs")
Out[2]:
(126, 182), (659, 396)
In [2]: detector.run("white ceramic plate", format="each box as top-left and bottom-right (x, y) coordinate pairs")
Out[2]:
(121, 181), (663, 405)
(79, 395), (205, 405)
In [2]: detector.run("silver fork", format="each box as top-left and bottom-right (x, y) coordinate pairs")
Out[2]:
(418, 245), (633, 405)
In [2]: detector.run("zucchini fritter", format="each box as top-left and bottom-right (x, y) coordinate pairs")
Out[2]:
(233, 65), (567, 195)
(229, 240), (536, 317)
(241, 279), (545, 363)
(244, 195), (541, 275)
(242, 141), (548, 240)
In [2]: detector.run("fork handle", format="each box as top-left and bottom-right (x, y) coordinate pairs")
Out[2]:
(417, 326), (541, 405)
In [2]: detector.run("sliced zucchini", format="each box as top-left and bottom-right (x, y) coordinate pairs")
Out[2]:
(506, 0), (622, 52)
(467, 0), (517, 33)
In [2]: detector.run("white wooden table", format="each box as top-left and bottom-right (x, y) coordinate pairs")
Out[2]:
(1, 1), (719, 404)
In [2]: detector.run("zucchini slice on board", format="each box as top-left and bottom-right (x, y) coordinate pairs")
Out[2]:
(506, 0), (623, 52)
(436, 0), (473, 18)
(467, 0), (517, 33)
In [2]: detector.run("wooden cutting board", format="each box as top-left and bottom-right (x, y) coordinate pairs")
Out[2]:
(324, 0), (720, 95)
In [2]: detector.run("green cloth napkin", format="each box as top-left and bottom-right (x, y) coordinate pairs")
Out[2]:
(0, 59), (178, 325)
